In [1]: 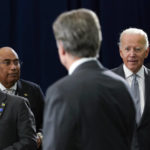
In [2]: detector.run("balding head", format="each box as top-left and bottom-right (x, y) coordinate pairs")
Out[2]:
(0, 47), (20, 88)
(0, 47), (19, 58)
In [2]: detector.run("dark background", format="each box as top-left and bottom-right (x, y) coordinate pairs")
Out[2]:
(0, 0), (150, 93)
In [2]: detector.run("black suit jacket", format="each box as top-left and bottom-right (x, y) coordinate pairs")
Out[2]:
(43, 60), (135, 150)
(0, 90), (37, 150)
(16, 79), (44, 132)
(112, 64), (150, 150)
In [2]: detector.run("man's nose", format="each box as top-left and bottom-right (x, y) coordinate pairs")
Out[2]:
(129, 49), (136, 56)
(10, 62), (17, 69)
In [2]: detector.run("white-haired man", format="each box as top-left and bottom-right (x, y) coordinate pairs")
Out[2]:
(112, 27), (150, 150)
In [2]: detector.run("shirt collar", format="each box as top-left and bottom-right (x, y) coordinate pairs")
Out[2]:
(123, 64), (145, 79)
(69, 57), (97, 75)
(0, 82), (17, 91)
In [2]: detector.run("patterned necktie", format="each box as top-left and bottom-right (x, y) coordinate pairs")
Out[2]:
(131, 74), (141, 124)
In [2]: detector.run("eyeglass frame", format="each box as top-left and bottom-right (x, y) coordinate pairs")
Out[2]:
(0, 59), (23, 67)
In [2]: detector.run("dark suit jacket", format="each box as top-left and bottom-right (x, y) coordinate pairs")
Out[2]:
(112, 64), (150, 150)
(0, 90), (37, 150)
(43, 60), (135, 150)
(16, 79), (44, 132)
(145, 62), (150, 69)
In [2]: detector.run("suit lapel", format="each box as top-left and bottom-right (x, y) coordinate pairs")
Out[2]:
(113, 65), (125, 78)
(144, 68), (150, 107)
(139, 68), (150, 125)
(0, 91), (7, 104)
(16, 80), (29, 98)
(16, 80), (23, 96)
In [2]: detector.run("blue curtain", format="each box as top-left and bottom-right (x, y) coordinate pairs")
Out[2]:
(0, 0), (150, 93)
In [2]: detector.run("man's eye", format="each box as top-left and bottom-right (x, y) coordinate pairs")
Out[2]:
(14, 60), (20, 65)
(135, 48), (142, 51)
(125, 47), (130, 51)
(4, 61), (10, 65)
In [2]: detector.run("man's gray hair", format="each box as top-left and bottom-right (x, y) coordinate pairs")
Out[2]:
(52, 8), (102, 58)
(119, 27), (149, 49)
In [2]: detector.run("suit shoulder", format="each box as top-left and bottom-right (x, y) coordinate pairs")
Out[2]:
(7, 93), (28, 105)
(103, 70), (129, 89)
(111, 67), (118, 72)
(19, 79), (41, 89)
(46, 76), (69, 93)
(111, 66), (120, 73)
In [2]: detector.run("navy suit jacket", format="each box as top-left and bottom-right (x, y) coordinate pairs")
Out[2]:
(0, 91), (37, 150)
(16, 79), (44, 132)
(112, 65), (150, 150)
(43, 60), (135, 150)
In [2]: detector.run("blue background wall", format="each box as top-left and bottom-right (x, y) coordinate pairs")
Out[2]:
(0, 0), (150, 93)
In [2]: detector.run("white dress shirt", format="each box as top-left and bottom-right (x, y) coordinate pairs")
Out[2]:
(123, 64), (145, 115)
(0, 82), (17, 95)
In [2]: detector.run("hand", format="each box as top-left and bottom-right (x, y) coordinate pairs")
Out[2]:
(37, 132), (43, 148)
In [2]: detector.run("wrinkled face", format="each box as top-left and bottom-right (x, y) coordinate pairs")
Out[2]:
(0, 47), (21, 88)
(119, 33), (149, 73)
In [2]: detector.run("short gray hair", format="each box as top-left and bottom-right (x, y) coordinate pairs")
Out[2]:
(52, 8), (102, 58)
(119, 27), (149, 49)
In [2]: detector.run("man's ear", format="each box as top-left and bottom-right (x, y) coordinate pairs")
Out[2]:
(119, 49), (123, 59)
(144, 47), (150, 58)
(57, 41), (66, 56)
(57, 41), (67, 67)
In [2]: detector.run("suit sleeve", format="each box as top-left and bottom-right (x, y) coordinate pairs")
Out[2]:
(35, 85), (45, 133)
(43, 86), (78, 150)
(3, 98), (37, 150)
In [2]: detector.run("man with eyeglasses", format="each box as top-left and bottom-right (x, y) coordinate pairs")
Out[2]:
(0, 46), (44, 150)
(112, 28), (150, 150)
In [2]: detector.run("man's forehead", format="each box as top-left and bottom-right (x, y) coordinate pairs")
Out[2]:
(122, 33), (145, 42)
(2, 58), (19, 61)
(0, 49), (19, 59)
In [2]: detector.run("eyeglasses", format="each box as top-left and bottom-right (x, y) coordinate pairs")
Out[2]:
(0, 59), (23, 66)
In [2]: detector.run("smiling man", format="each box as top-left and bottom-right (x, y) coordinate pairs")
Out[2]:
(112, 28), (150, 150)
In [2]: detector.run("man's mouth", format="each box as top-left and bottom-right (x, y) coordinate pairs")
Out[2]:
(8, 73), (18, 77)
(128, 60), (138, 63)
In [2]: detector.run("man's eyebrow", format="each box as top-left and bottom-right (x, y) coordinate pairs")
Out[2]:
(3, 59), (19, 61)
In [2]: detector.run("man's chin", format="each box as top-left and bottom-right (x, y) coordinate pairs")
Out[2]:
(128, 66), (139, 73)
(8, 78), (18, 84)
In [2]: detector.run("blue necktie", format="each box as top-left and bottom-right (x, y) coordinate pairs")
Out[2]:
(131, 74), (141, 124)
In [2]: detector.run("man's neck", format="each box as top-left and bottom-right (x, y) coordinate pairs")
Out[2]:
(1, 82), (15, 89)
(64, 55), (80, 71)
(68, 57), (97, 75)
